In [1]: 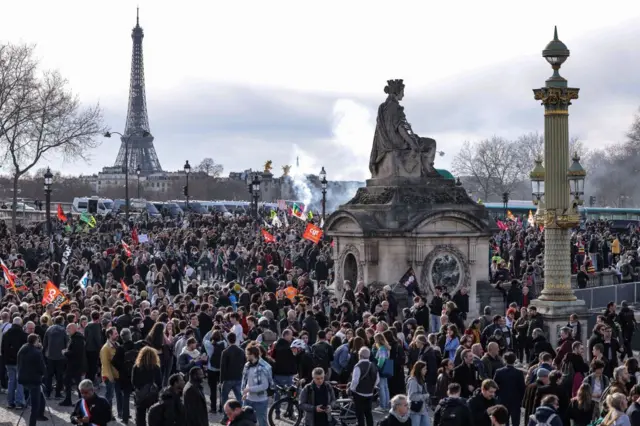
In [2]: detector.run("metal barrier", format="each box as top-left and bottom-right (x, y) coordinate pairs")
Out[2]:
(574, 281), (640, 310)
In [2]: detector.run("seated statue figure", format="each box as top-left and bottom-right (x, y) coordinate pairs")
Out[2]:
(368, 79), (437, 179)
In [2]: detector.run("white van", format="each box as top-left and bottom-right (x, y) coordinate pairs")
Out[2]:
(72, 197), (113, 215)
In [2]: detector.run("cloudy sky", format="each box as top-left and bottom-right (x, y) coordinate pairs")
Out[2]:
(2, 1), (640, 181)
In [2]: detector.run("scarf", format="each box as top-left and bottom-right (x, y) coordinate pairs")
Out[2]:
(389, 409), (411, 423)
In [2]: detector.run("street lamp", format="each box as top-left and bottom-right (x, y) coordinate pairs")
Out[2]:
(319, 166), (327, 223)
(568, 153), (586, 204)
(531, 26), (582, 304)
(136, 164), (141, 198)
(251, 174), (261, 218)
(44, 167), (53, 236)
(103, 130), (149, 220)
(529, 158), (546, 205)
(183, 160), (191, 208)
(502, 192), (509, 218)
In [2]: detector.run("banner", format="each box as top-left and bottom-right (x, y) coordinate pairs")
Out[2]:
(80, 212), (96, 228)
(277, 199), (286, 211)
(62, 245), (72, 265)
(138, 234), (149, 243)
(79, 272), (90, 292)
(261, 229), (276, 243)
(42, 281), (68, 308)
(57, 204), (67, 222)
(302, 223), (323, 244)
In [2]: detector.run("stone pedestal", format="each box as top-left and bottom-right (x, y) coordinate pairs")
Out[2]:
(325, 175), (493, 318)
(530, 299), (589, 348)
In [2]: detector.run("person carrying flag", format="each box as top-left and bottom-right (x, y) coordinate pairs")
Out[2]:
(70, 379), (112, 426)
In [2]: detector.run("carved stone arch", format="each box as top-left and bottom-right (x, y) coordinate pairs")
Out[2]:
(420, 244), (471, 299)
(337, 243), (362, 293)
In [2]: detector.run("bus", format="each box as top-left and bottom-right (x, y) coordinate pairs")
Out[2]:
(483, 200), (640, 222)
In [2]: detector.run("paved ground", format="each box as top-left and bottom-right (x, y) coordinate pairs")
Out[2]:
(0, 388), (388, 426)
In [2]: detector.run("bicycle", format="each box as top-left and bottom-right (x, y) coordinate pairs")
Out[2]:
(268, 382), (303, 426)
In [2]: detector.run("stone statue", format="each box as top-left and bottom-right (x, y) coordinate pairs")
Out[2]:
(264, 160), (273, 174)
(369, 79), (437, 179)
(282, 165), (291, 176)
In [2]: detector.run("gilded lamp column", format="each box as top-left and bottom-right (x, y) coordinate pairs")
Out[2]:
(533, 27), (580, 302)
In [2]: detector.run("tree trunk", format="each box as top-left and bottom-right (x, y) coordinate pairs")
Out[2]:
(11, 174), (18, 230)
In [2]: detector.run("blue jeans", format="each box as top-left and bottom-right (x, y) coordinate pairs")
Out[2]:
(379, 377), (390, 409)
(104, 379), (115, 408)
(430, 315), (441, 334)
(244, 399), (268, 426)
(221, 380), (242, 408)
(6, 365), (24, 406)
(25, 385), (44, 426)
(410, 413), (431, 426)
(273, 375), (293, 414)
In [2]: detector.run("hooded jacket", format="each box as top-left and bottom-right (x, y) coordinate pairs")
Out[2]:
(229, 406), (258, 426)
(433, 396), (472, 426)
(147, 387), (185, 426)
(272, 338), (297, 376)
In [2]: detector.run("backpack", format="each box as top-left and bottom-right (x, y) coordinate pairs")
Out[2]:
(311, 342), (330, 368)
(438, 403), (462, 426)
(209, 341), (225, 369)
(260, 329), (277, 351)
(121, 347), (139, 380)
(529, 413), (558, 426)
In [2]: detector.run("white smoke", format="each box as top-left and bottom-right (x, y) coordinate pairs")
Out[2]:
(286, 99), (374, 211)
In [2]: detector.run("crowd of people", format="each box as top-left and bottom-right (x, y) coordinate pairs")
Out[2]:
(489, 217), (640, 300)
(0, 208), (638, 426)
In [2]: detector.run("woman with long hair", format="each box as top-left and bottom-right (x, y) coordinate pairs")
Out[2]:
(443, 325), (460, 361)
(601, 393), (630, 426)
(374, 332), (391, 410)
(146, 322), (173, 386)
(407, 361), (431, 426)
(131, 346), (162, 426)
(435, 359), (453, 401)
(568, 383), (598, 426)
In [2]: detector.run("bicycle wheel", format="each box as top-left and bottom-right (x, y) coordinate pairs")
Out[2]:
(268, 397), (303, 426)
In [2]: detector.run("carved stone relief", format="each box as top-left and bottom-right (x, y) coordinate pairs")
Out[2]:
(420, 245), (470, 298)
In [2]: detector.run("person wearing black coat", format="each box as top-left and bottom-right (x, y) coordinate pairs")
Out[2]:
(494, 353), (526, 426)
(70, 381), (112, 426)
(530, 333), (556, 363)
(227, 402), (258, 426)
(412, 301), (430, 331)
(452, 349), (479, 398)
(627, 388), (640, 426)
(147, 375), (186, 426)
(418, 343), (439, 395)
(2, 320), (27, 408)
(17, 334), (48, 425)
(220, 334), (246, 420)
(183, 367), (209, 426)
(111, 330), (136, 422)
(467, 385), (498, 426)
(60, 324), (87, 406)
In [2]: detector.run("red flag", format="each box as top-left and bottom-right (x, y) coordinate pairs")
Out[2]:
(42, 281), (68, 308)
(122, 240), (131, 257)
(0, 259), (16, 292)
(261, 229), (275, 243)
(131, 228), (139, 244)
(120, 279), (133, 304)
(302, 223), (323, 244)
(496, 220), (508, 231)
(57, 204), (67, 222)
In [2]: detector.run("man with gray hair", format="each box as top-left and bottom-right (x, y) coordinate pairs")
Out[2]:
(350, 347), (379, 426)
(60, 322), (86, 407)
(379, 395), (410, 426)
(70, 379), (112, 426)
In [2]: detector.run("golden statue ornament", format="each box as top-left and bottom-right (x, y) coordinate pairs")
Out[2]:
(282, 165), (291, 176)
(264, 160), (273, 173)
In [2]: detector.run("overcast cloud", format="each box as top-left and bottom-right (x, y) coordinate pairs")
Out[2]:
(2, 1), (640, 181)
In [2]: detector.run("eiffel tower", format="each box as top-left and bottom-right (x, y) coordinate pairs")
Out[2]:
(113, 8), (163, 173)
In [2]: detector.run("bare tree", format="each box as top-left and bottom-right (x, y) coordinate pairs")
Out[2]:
(452, 137), (523, 200)
(196, 157), (224, 178)
(0, 43), (105, 227)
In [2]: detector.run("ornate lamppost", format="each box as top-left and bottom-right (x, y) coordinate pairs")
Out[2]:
(104, 130), (149, 220)
(530, 158), (546, 222)
(502, 192), (509, 218)
(319, 166), (327, 223)
(251, 174), (261, 218)
(136, 164), (141, 198)
(183, 160), (191, 208)
(44, 167), (53, 236)
(531, 27), (585, 304)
